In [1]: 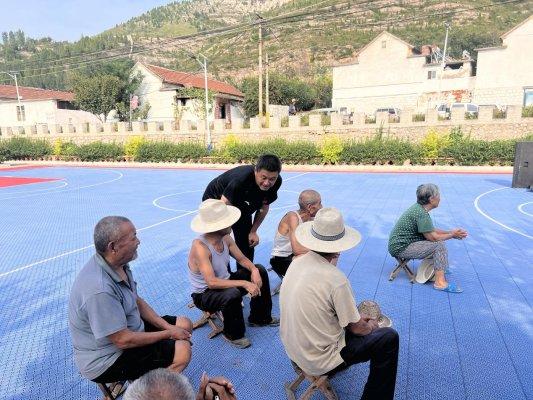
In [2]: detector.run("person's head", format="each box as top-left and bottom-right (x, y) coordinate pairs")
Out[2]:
(124, 368), (195, 400)
(254, 154), (281, 191)
(298, 189), (322, 217)
(416, 183), (440, 208)
(294, 207), (361, 260)
(291, 98), (296, 104)
(94, 216), (140, 267)
(190, 199), (241, 237)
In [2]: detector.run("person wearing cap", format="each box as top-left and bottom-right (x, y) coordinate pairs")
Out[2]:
(68, 216), (193, 385)
(388, 183), (468, 293)
(288, 98), (297, 116)
(202, 154), (282, 271)
(280, 208), (399, 400)
(270, 189), (322, 278)
(188, 199), (279, 349)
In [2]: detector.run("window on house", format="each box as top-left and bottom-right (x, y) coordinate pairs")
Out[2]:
(427, 70), (437, 80)
(16, 105), (25, 121)
(381, 40), (386, 48)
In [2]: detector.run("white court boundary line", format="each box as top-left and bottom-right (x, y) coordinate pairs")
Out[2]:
(0, 169), (123, 200)
(518, 202), (533, 217)
(0, 210), (197, 279)
(0, 171), (311, 278)
(474, 187), (533, 240)
(0, 180), (68, 197)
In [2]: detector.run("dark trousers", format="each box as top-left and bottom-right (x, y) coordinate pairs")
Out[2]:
(191, 265), (272, 340)
(336, 327), (399, 400)
(270, 255), (293, 277)
(232, 212), (254, 270)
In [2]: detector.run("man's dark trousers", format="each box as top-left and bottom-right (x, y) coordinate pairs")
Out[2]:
(191, 265), (272, 340)
(232, 211), (254, 270)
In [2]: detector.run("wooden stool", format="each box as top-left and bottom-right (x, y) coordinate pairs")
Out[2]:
(389, 257), (415, 283)
(191, 305), (224, 339)
(285, 361), (338, 400)
(97, 381), (128, 400)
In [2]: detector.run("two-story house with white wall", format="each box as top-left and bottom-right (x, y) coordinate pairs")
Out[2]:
(0, 85), (99, 126)
(132, 62), (244, 123)
(332, 31), (476, 114)
(474, 15), (533, 107)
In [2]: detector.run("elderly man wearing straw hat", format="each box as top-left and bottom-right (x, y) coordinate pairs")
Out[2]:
(188, 199), (279, 349)
(280, 208), (399, 400)
(388, 183), (468, 293)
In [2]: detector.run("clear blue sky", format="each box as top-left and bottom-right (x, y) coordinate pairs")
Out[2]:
(0, 0), (175, 42)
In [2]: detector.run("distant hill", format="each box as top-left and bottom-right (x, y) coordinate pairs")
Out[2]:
(0, 0), (530, 89)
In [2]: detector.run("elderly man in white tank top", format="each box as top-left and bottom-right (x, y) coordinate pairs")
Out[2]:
(270, 190), (322, 279)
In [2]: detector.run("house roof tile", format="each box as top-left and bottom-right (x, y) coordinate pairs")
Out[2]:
(145, 64), (243, 98)
(0, 84), (74, 101)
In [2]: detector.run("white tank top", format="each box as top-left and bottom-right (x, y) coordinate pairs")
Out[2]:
(189, 235), (230, 294)
(271, 211), (303, 257)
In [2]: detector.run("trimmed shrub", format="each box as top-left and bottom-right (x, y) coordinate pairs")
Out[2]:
(421, 129), (450, 159)
(522, 106), (533, 118)
(0, 141), (8, 162)
(320, 136), (343, 164)
(136, 141), (207, 162)
(124, 136), (146, 160)
(341, 138), (421, 165)
(75, 142), (124, 161)
(4, 137), (52, 159)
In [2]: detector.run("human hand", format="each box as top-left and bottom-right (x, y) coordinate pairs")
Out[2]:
(362, 316), (379, 331)
(250, 267), (263, 289)
(244, 282), (260, 297)
(452, 228), (468, 239)
(168, 326), (192, 342)
(248, 232), (259, 247)
(197, 372), (237, 400)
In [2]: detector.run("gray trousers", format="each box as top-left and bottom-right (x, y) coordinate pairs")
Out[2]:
(398, 240), (448, 271)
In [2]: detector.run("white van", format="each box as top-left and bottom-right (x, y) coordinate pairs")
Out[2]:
(450, 103), (479, 117)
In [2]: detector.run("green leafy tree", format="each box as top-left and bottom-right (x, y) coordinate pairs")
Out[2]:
(70, 74), (123, 122)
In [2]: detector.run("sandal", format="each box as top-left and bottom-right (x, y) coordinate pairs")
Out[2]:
(433, 282), (463, 293)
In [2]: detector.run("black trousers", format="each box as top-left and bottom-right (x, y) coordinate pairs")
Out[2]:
(232, 211), (254, 270)
(270, 255), (294, 277)
(191, 265), (272, 340)
(335, 327), (399, 400)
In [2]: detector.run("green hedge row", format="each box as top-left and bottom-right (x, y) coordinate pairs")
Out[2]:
(0, 134), (530, 166)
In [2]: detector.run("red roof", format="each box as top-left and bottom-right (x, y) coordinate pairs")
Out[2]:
(0, 84), (74, 101)
(145, 64), (243, 98)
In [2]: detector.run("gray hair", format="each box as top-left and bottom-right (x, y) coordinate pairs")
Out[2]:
(298, 189), (321, 210)
(416, 183), (439, 205)
(124, 369), (195, 400)
(93, 216), (131, 254)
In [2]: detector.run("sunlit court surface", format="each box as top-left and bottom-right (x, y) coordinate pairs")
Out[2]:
(0, 165), (531, 400)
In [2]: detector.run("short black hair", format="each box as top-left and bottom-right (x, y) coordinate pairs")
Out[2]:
(255, 154), (282, 173)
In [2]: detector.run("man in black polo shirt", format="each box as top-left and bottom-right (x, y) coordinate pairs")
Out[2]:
(202, 154), (282, 270)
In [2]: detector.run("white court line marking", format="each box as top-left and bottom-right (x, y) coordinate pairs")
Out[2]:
(284, 172), (309, 182)
(518, 202), (533, 217)
(0, 180), (68, 196)
(0, 169), (123, 200)
(0, 210), (197, 279)
(474, 187), (533, 240)
(153, 190), (201, 212)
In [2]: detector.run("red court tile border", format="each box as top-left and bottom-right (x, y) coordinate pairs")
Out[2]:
(0, 176), (58, 188)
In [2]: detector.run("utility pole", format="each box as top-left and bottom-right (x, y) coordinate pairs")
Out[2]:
(189, 52), (211, 149)
(1, 71), (23, 121)
(258, 20), (263, 118)
(265, 53), (269, 124)
(438, 22), (451, 105)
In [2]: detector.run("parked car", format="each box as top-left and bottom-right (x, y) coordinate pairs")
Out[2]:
(450, 103), (479, 117)
(435, 104), (450, 119)
(375, 107), (401, 117)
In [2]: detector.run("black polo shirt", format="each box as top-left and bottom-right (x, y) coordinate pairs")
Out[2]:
(202, 165), (282, 215)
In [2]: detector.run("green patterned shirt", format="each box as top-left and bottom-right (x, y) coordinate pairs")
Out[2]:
(388, 203), (434, 257)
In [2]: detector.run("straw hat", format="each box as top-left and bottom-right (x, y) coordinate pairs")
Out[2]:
(294, 207), (361, 253)
(190, 199), (241, 233)
(357, 300), (392, 328)
(415, 259), (435, 284)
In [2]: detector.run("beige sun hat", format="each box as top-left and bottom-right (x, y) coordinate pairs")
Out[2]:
(190, 199), (241, 233)
(294, 207), (361, 253)
(415, 259), (435, 284)
(357, 300), (392, 328)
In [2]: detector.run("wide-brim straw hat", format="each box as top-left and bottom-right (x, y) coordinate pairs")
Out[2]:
(415, 259), (435, 284)
(294, 207), (361, 253)
(191, 199), (241, 233)
(357, 300), (392, 328)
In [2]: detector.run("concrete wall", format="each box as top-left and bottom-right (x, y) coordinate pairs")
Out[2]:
(1, 108), (531, 148)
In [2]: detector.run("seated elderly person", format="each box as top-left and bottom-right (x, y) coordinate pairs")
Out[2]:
(388, 183), (468, 293)
(124, 369), (236, 400)
(270, 189), (322, 278)
(280, 208), (399, 400)
(68, 216), (193, 385)
(188, 199), (279, 349)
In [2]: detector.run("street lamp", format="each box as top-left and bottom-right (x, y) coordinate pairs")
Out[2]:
(189, 53), (211, 150)
(1, 71), (23, 120)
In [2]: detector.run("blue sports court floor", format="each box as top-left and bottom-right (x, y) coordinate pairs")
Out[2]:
(0, 165), (531, 400)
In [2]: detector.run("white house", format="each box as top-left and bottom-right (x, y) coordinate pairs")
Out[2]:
(474, 15), (533, 107)
(332, 31), (476, 114)
(132, 62), (244, 123)
(0, 84), (99, 126)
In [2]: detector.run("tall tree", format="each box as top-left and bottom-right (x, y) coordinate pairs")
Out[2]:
(70, 74), (123, 122)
